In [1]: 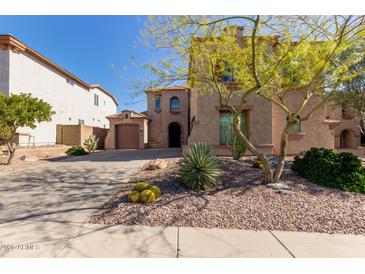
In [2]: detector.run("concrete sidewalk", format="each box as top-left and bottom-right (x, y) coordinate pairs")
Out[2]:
(1, 222), (365, 258)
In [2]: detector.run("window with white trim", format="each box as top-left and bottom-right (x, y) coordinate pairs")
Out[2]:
(94, 94), (99, 106)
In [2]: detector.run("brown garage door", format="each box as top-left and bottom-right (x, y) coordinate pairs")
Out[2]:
(116, 124), (139, 149)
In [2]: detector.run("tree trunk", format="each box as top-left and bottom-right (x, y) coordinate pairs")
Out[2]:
(6, 142), (15, 165)
(359, 117), (365, 135)
(233, 119), (273, 184)
(273, 122), (297, 183)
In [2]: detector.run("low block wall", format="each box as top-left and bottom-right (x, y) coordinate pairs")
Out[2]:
(15, 145), (70, 157)
(56, 124), (108, 149)
(335, 147), (365, 157)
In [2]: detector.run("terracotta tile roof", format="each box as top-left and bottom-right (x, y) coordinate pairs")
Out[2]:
(145, 85), (190, 93)
(106, 110), (150, 120)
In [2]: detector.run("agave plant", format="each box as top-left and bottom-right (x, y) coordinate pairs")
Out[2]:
(180, 143), (220, 190)
(232, 130), (250, 160)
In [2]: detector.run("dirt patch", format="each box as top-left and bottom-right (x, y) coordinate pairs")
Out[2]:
(0, 145), (69, 174)
(90, 157), (365, 234)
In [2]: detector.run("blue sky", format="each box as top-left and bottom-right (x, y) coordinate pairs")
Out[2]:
(0, 16), (160, 112)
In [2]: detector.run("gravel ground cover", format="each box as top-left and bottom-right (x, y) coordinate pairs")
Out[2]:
(90, 157), (365, 234)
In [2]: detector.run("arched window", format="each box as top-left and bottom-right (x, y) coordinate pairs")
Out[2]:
(170, 97), (180, 112)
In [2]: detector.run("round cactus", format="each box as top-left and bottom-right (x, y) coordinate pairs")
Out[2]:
(139, 190), (156, 204)
(128, 191), (140, 203)
(252, 160), (264, 170)
(150, 185), (161, 198)
(133, 182), (150, 192)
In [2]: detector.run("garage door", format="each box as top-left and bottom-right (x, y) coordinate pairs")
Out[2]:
(116, 124), (139, 149)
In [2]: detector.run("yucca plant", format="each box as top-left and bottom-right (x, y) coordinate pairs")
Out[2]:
(83, 134), (99, 153)
(180, 143), (220, 190)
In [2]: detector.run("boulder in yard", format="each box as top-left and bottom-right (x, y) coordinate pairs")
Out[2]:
(146, 159), (168, 170)
(277, 189), (293, 195)
(20, 155), (39, 162)
(267, 182), (292, 191)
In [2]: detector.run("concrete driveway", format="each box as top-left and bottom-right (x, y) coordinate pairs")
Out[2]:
(0, 148), (181, 257)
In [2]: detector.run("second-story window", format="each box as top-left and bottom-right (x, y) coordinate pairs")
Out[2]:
(155, 96), (161, 111)
(170, 97), (180, 112)
(94, 94), (99, 106)
(217, 61), (235, 83)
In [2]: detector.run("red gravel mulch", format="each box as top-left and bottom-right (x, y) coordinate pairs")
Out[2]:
(90, 157), (365, 234)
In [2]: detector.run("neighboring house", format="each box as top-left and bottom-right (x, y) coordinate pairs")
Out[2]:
(0, 34), (118, 146)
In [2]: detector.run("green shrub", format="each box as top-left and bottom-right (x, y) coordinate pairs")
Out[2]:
(65, 146), (89, 156)
(83, 134), (99, 153)
(128, 191), (140, 203)
(139, 189), (156, 204)
(180, 143), (220, 190)
(150, 185), (161, 198)
(133, 182), (150, 192)
(252, 159), (264, 170)
(292, 147), (365, 193)
(232, 131), (250, 160)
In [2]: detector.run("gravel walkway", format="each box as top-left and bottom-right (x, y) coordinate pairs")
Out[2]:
(90, 157), (365, 234)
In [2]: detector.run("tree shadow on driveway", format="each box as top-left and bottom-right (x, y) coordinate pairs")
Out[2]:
(0, 148), (182, 224)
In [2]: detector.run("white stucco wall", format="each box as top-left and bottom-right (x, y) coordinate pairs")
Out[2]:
(7, 49), (117, 145)
(0, 48), (9, 95)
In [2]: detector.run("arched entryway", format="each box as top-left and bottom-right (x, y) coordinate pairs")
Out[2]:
(168, 122), (181, 147)
(340, 129), (355, 148)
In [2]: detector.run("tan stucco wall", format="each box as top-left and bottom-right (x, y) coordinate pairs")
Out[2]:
(271, 91), (335, 155)
(105, 111), (148, 149)
(142, 87), (355, 155)
(188, 88), (338, 155)
(188, 89), (273, 154)
(146, 89), (189, 148)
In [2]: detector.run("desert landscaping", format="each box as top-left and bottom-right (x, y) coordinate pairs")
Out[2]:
(90, 156), (365, 234)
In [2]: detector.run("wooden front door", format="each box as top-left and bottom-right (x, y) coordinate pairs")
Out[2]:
(116, 124), (139, 149)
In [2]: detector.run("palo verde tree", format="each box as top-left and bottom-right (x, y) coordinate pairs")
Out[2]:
(143, 15), (365, 183)
(0, 93), (53, 165)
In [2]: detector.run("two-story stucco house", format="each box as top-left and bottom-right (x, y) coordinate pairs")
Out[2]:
(105, 84), (362, 155)
(0, 34), (119, 146)
(104, 28), (363, 155)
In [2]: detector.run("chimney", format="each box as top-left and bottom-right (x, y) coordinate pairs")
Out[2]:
(222, 26), (243, 38)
